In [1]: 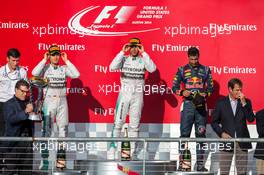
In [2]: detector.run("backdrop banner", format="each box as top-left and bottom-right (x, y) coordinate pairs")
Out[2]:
(0, 0), (263, 123)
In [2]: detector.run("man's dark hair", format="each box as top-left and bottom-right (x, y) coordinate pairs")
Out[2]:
(228, 78), (243, 89)
(7, 48), (21, 58)
(188, 47), (199, 57)
(15, 79), (29, 89)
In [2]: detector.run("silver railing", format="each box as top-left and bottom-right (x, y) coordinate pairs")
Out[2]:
(0, 137), (263, 175)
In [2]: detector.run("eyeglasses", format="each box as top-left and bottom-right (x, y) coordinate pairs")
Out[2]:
(19, 88), (29, 94)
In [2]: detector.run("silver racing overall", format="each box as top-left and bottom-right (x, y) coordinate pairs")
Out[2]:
(32, 58), (80, 169)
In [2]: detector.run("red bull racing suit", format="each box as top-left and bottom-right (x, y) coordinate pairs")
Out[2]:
(172, 63), (213, 169)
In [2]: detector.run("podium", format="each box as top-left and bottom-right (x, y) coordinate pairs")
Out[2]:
(53, 171), (81, 175)
(50, 160), (215, 175)
(74, 160), (177, 175)
(165, 172), (214, 175)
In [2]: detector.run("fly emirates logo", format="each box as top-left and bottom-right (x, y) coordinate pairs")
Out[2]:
(68, 6), (160, 36)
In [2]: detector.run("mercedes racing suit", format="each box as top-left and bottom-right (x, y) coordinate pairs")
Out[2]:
(110, 51), (156, 139)
(32, 58), (80, 137)
(172, 63), (213, 169)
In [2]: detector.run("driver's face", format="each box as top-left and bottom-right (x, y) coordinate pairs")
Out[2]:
(188, 55), (199, 66)
(130, 45), (139, 57)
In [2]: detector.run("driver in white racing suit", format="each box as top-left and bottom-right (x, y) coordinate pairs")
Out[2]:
(32, 44), (80, 170)
(109, 38), (156, 159)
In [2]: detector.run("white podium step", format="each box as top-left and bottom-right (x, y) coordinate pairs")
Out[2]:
(74, 160), (177, 175)
(165, 172), (214, 175)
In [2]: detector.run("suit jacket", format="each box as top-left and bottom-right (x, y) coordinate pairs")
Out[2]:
(254, 109), (264, 159)
(211, 96), (255, 151)
(1, 96), (33, 169)
(3, 96), (33, 137)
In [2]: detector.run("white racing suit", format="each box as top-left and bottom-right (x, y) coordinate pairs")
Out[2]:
(32, 58), (80, 169)
(32, 58), (80, 137)
(109, 51), (156, 156)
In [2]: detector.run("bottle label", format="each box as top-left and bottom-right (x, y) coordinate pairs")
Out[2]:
(182, 160), (191, 170)
(56, 159), (66, 168)
(121, 149), (131, 160)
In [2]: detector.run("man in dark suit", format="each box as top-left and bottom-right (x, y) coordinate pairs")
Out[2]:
(1, 79), (34, 174)
(254, 109), (264, 174)
(211, 78), (255, 175)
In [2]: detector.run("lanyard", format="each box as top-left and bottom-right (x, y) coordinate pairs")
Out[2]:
(4, 66), (21, 81)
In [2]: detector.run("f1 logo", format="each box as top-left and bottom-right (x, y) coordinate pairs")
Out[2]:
(94, 6), (136, 24)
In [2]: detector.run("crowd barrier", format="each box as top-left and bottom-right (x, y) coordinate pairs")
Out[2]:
(0, 137), (263, 175)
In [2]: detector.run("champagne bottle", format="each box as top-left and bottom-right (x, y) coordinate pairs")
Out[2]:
(121, 128), (131, 161)
(56, 143), (66, 169)
(182, 142), (191, 171)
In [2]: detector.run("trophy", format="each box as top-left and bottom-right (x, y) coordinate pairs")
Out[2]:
(28, 76), (49, 121)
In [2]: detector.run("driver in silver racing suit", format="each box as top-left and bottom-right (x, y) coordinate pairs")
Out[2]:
(109, 38), (156, 159)
(32, 45), (80, 170)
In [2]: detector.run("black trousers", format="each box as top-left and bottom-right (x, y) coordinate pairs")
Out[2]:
(2, 140), (33, 174)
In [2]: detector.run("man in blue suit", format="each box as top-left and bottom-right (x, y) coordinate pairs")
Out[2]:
(2, 79), (33, 174)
